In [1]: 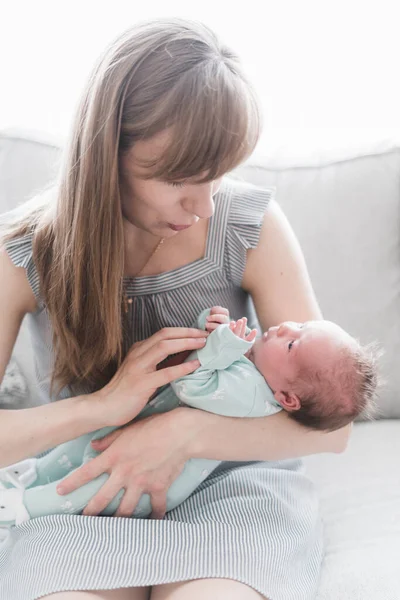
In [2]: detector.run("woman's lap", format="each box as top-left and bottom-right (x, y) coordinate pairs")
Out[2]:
(150, 578), (266, 599)
(41, 586), (150, 599)
(3, 460), (319, 600)
(40, 579), (266, 600)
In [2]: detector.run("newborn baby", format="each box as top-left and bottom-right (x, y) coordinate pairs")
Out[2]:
(0, 307), (379, 527)
(202, 306), (379, 432)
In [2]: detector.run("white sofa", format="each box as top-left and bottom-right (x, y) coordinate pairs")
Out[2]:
(1, 128), (400, 600)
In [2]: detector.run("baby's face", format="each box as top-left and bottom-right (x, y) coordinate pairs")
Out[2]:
(249, 320), (356, 394)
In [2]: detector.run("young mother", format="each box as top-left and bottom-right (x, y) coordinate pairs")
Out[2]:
(0, 18), (349, 600)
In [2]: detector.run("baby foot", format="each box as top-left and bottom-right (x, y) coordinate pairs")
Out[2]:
(0, 458), (38, 490)
(0, 488), (30, 527)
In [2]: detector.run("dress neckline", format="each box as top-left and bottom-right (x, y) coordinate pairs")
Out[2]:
(123, 179), (233, 296)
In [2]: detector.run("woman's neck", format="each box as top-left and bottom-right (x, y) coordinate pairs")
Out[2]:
(123, 217), (210, 278)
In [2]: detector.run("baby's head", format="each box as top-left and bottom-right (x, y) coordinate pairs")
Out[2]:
(248, 320), (380, 432)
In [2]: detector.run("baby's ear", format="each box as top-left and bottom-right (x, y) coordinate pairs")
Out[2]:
(274, 391), (301, 412)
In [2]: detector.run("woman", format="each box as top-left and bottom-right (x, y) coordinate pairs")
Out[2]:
(0, 18), (350, 600)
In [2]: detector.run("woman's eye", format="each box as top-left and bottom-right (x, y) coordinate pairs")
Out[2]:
(169, 181), (186, 188)
(288, 340), (294, 351)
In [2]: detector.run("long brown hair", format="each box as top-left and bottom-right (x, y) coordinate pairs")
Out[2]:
(0, 18), (262, 396)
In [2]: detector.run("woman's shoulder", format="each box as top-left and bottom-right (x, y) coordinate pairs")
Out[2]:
(2, 229), (35, 267)
(0, 240), (38, 314)
(223, 175), (276, 228)
(1, 231), (42, 312)
(219, 176), (276, 286)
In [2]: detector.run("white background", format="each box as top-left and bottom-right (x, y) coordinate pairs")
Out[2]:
(1, 0), (400, 153)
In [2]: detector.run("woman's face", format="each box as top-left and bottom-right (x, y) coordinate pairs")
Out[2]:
(119, 130), (223, 238)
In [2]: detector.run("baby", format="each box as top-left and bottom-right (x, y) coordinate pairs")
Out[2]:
(202, 306), (380, 432)
(0, 306), (379, 527)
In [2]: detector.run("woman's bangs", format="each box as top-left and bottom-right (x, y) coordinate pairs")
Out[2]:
(139, 70), (261, 183)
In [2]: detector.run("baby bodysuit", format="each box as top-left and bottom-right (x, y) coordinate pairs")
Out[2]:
(0, 309), (281, 525)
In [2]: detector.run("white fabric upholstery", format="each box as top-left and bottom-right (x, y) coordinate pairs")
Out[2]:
(2, 129), (400, 416)
(304, 420), (400, 600)
(0, 128), (62, 213)
(236, 143), (400, 418)
(1, 128), (399, 598)
(0, 129), (63, 405)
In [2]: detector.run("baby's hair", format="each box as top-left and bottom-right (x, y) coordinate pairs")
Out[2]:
(288, 340), (383, 432)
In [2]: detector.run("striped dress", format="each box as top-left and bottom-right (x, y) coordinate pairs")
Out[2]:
(0, 178), (323, 600)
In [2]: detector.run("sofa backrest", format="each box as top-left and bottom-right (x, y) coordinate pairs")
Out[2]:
(1, 129), (399, 417)
(236, 142), (400, 419)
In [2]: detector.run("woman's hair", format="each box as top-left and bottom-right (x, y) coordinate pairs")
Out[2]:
(0, 18), (262, 396)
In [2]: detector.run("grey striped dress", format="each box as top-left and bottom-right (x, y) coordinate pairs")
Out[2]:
(0, 178), (324, 600)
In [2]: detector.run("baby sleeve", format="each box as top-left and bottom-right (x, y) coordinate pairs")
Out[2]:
(171, 324), (258, 417)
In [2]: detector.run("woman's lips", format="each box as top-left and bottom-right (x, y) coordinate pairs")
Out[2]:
(168, 223), (192, 231)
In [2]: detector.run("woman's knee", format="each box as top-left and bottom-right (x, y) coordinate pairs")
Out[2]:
(150, 578), (265, 599)
(41, 586), (150, 600)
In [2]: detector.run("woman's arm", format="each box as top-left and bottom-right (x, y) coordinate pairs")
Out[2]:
(241, 198), (323, 327)
(184, 407), (350, 461)
(0, 248), (106, 466)
(0, 248), (208, 466)
(0, 395), (105, 467)
(187, 199), (351, 459)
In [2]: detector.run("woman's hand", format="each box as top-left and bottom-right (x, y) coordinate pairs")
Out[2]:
(92, 327), (208, 428)
(57, 407), (196, 520)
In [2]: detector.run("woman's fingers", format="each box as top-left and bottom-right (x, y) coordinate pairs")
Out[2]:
(140, 327), (206, 347)
(151, 359), (201, 388)
(127, 328), (207, 361)
(57, 460), (106, 496)
(150, 492), (167, 520)
(113, 487), (144, 518)
(142, 336), (207, 368)
(91, 429), (123, 451)
(82, 474), (123, 516)
(112, 486), (167, 520)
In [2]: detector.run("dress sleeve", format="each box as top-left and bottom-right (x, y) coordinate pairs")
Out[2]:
(224, 179), (276, 286)
(3, 232), (43, 309)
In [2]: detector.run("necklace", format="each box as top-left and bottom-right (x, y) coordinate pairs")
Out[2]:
(123, 236), (165, 313)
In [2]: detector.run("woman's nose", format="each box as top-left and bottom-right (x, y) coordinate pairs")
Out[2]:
(183, 185), (215, 219)
(193, 195), (215, 219)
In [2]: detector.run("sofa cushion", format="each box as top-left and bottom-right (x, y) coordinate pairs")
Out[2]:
(304, 420), (400, 599)
(0, 129), (63, 406)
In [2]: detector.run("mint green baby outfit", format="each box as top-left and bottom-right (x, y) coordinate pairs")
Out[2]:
(1, 308), (281, 523)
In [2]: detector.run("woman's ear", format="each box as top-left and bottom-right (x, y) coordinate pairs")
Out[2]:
(274, 391), (301, 412)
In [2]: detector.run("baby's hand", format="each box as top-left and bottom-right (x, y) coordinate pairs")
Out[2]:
(205, 306), (230, 332)
(229, 318), (257, 343)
